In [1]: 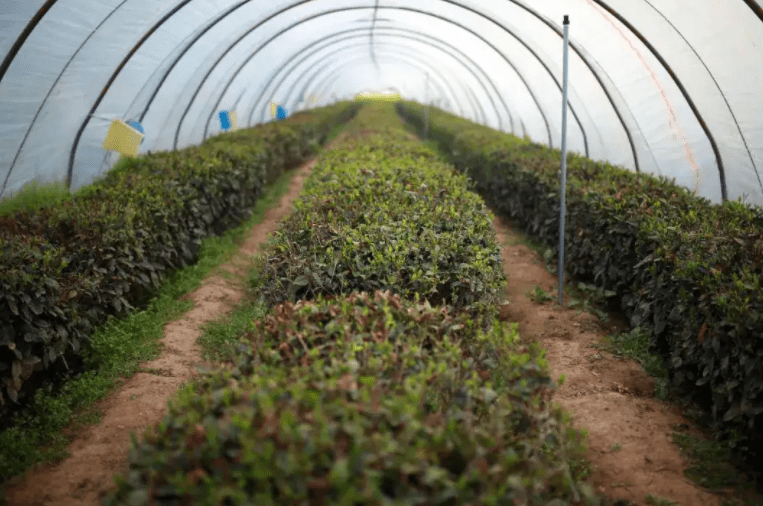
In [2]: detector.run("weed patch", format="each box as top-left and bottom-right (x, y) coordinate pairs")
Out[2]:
(0, 180), (71, 216)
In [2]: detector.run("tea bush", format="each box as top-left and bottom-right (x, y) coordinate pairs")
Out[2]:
(0, 102), (360, 411)
(397, 100), (763, 473)
(103, 291), (594, 506)
(103, 102), (596, 505)
(256, 104), (505, 325)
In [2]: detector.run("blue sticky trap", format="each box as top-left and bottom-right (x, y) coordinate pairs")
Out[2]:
(126, 119), (144, 134)
(276, 105), (287, 120)
(219, 111), (231, 131)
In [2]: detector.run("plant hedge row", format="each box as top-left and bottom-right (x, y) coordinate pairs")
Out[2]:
(102, 102), (598, 505)
(104, 291), (595, 506)
(397, 100), (763, 469)
(253, 104), (505, 326)
(0, 102), (359, 412)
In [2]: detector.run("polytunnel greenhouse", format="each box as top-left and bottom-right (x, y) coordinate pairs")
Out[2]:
(2, 2), (763, 506)
(1, 0), (762, 205)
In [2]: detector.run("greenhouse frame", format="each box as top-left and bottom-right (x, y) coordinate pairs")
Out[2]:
(1, 0), (763, 206)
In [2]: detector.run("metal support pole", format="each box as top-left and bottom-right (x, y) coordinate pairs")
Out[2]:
(558, 15), (570, 307)
(424, 72), (429, 138)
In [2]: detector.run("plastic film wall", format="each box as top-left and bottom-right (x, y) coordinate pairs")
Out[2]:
(1, 0), (763, 207)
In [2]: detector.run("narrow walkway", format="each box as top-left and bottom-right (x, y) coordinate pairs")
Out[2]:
(492, 215), (721, 506)
(2, 157), (319, 506)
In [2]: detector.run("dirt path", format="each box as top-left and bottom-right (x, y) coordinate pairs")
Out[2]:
(2, 157), (319, 506)
(492, 215), (722, 506)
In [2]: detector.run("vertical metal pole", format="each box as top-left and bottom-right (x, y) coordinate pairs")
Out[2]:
(558, 15), (570, 307)
(424, 72), (429, 138)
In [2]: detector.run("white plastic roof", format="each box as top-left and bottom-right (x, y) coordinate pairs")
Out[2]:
(1, 0), (762, 207)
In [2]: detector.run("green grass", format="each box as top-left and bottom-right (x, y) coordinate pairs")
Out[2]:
(645, 494), (681, 506)
(526, 285), (554, 304)
(323, 122), (347, 146)
(197, 246), (286, 365)
(0, 159), (314, 491)
(671, 426), (761, 500)
(197, 294), (269, 364)
(307, 117), (354, 152)
(594, 326), (670, 400)
(0, 180), (71, 216)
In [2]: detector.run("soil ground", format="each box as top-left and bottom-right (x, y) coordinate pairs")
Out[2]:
(493, 215), (724, 506)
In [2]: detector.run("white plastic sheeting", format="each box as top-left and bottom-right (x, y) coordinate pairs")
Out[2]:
(1, 0), (762, 207)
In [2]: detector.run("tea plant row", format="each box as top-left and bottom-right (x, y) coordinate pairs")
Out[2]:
(102, 102), (597, 505)
(0, 103), (359, 413)
(397, 101), (763, 474)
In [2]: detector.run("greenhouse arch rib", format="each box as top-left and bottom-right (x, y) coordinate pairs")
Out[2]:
(203, 4), (658, 158)
(6, 0), (600, 182)
(0, 0), (56, 82)
(136, 0), (267, 125)
(44, 1), (599, 181)
(282, 46), (486, 127)
(0, 0), (56, 195)
(128, 0), (643, 167)
(243, 26), (515, 133)
(310, 56), (484, 126)
(120, 1), (588, 153)
(588, 0), (727, 200)
(285, 45), (472, 120)
(279, 43), (482, 125)
(742, 0), (763, 23)
(9, 0), (727, 184)
(63, 0), (195, 188)
(1, 0), (131, 197)
(369, 0), (380, 71)
(640, 0), (762, 200)
(499, 0), (641, 172)
(293, 51), (472, 121)
(183, 5), (556, 153)
(245, 30), (504, 132)
(276, 31), (513, 128)
(243, 34), (471, 128)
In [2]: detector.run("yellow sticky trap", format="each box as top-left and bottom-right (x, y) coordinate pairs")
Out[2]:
(102, 119), (144, 158)
(270, 102), (276, 118)
(229, 111), (238, 131)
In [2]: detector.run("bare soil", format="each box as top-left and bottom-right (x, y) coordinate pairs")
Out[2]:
(492, 215), (723, 506)
(2, 156), (318, 506)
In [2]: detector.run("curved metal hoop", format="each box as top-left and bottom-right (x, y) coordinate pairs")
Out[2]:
(242, 28), (505, 132)
(286, 47), (483, 125)
(5, 0), (740, 187)
(189, 5), (556, 153)
(284, 47), (469, 124)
